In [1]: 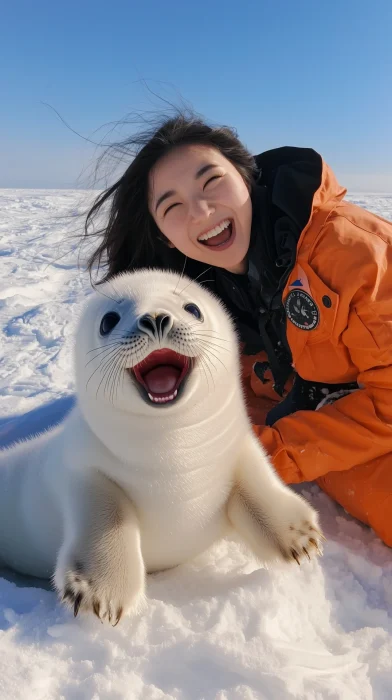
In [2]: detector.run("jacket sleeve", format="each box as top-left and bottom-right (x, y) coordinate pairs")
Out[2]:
(255, 235), (392, 484)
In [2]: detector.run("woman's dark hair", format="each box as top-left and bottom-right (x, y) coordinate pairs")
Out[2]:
(83, 112), (256, 283)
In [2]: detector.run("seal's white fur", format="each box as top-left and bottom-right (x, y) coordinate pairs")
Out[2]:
(0, 270), (323, 625)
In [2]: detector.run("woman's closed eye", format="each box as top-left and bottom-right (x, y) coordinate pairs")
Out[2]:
(203, 174), (223, 190)
(164, 202), (181, 216)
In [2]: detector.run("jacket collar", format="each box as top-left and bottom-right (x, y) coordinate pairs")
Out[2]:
(248, 147), (323, 308)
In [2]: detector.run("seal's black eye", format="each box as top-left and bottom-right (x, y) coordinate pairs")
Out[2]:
(184, 303), (203, 321)
(100, 312), (121, 336)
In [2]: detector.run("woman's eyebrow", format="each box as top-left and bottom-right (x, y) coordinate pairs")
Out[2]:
(195, 163), (217, 179)
(155, 189), (176, 212)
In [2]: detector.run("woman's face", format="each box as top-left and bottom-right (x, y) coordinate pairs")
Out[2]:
(149, 144), (253, 274)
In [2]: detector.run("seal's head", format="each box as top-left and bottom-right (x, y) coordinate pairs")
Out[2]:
(75, 269), (238, 416)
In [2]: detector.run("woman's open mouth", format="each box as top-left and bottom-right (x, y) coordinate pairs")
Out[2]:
(197, 219), (235, 251)
(130, 349), (191, 405)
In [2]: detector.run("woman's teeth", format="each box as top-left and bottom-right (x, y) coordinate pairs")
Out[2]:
(197, 220), (231, 242)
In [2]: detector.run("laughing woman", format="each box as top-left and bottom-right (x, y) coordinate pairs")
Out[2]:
(84, 113), (392, 547)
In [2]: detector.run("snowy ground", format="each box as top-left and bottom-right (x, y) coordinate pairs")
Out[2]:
(0, 189), (392, 699)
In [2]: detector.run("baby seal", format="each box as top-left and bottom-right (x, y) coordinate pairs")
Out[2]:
(0, 270), (323, 625)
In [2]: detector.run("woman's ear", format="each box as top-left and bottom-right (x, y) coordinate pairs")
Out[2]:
(158, 233), (175, 248)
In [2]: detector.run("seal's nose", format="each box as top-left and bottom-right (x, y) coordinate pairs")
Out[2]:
(138, 313), (173, 341)
(155, 313), (173, 340)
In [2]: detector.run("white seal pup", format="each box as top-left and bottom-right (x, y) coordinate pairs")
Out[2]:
(0, 269), (323, 625)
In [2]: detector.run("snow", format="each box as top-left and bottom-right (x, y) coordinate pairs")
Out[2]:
(0, 189), (392, 699)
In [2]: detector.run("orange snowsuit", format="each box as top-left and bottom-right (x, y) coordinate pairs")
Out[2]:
(243, 163), (392, 547)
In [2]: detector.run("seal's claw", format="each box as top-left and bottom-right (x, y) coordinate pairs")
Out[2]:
(62, 585), (76, 604)
(73, 592), (83, 617)
(112, 607), (123, 627)
(56, 562), (140, 626)
(93, 598), (103, 623)
(291, 548), (301, 565)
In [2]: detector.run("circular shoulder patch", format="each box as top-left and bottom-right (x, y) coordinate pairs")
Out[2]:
(285, 290), (319, 331)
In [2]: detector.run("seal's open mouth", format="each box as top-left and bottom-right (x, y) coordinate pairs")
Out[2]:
(131, 349), (190, 405)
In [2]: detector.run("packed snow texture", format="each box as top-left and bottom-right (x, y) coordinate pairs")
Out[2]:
(0, 190), (392, 700)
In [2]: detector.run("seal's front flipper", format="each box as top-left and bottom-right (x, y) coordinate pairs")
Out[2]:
(227, 432), (324, 565)
(54, 472), (146, 625)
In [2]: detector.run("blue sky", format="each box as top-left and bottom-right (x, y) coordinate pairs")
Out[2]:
(1, 0), (391, 190)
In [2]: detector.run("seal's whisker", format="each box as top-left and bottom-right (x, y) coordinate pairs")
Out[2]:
(109, 350), (127, 402)
(185, 332), (230, 352)
(193, 336), (229, 353)
(198, 351), (216, 394)
(103, 354), (116, 403)
(86, 347), (120, 390)
(179, 267), (213, 295)
(194, 342), (228, 374)
(185, 324), (229, 342)
(102, 332), (137, 341)
(93, 286), (119, 304)
(192, 279), (214, 286)
(204, 356), (216, 394)
(87, 343), (125, 368)
(173, 256), (188, 295)
(104, 349), (124, 404)
(105, 329), (137, 336)
(199, 348), (218, 371)
(204, 359), (219, 387)
(97, 347), (124, 401)
(110, 355), (123, 405)
(192, 351), (208, 388)
(112, 351), (127, 403)
(86, 345), (124, 367)
(113, 351), (129, 404)
(197, 354), (212, 394)
(189, 328), (229, 343)
(190, 335), (230, 353)
(86, 341), (124, 355)
(106, 279), (122, 303)
(87, 345), (123, 392)
(204, 350), (224, 388)
(115, 353), (129, 403)
(97, 349), (119, 400)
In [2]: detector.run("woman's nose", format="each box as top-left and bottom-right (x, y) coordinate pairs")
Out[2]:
(188, 196), (215, 221)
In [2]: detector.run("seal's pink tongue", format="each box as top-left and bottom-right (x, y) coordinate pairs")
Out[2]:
(143, 365), (180, 394)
